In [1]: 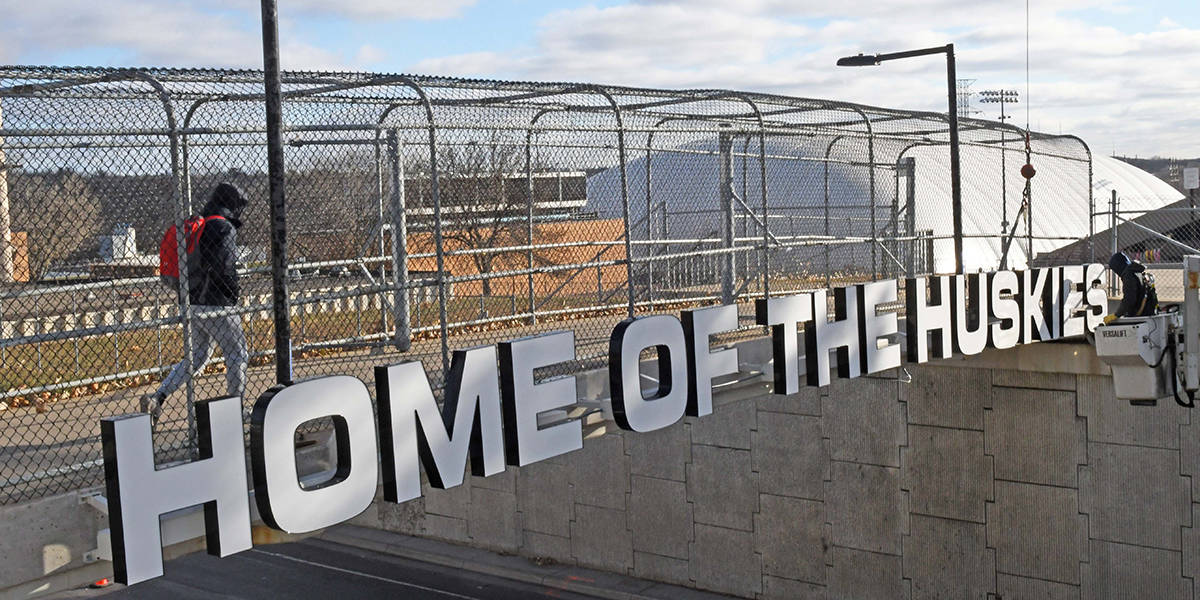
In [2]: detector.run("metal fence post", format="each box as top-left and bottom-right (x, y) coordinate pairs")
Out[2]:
(646, 128), (656, 307)
(1110, 189), (1119, 293)
(843, 107), (876, 280)
(719, 128), (736, 305)
(757, 129), (769, 300)
(409, 87), (451, 376)
(903, 157), (917, 275)
(741, 136), (750, 288)
(615, 107), (635, 318)
(823, 137), (839, 289)
(0, 105), (11, 284)
(261, 0), (294, 385)
(177, 113), (199, 448)
(1088, 149), (1095, 264)
(1027, 156), (1035, 268)
(868, 125), (878, 281)
(387, 129), (411, 352)
(373, 115), (389, 342)
(524, 118), (539, 325)
(116, 71), (190, 450)
(177, 124), (197, 450)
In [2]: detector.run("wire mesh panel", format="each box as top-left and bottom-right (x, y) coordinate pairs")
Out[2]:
(0, 67), (1104, 505)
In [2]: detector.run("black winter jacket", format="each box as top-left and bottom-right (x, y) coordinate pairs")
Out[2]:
(188, 184), (247, 307)
(1114, 260), (1155, 318)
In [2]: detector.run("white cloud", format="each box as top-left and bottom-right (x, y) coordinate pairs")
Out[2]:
(279, 40), (347, 71)
(536, 4), (806, 68)
(0, 0), (1191, 156)
(212, 0), (477, 21)
(354, 44), (388, 66)
(0, 0), (474, 68)
(413, 0), (1200, 156)
(0, 0), (352, 69)
(283, 0), (476, 20)
(417, 3), (810, 86)
(0, 0), (258, 67)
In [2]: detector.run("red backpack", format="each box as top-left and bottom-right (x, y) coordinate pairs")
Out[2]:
(158, 215), (224, 286)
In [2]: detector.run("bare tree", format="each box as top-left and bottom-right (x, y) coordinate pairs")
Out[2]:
(10, 170), (101, 279)
(437, 141), (528, 296)
(286, 149), (377, 261)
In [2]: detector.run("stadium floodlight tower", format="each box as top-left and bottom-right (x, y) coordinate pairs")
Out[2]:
(978, 90), (1019, 122)
(979, 90), (1019, 236)
(837, 44), (964, 274)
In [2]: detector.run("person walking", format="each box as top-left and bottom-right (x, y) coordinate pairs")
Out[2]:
(142, 183), (250, 421)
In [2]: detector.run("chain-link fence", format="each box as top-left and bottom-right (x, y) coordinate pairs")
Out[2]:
(0, 67), (1097, 505)
(1085, 191), (1199, 303)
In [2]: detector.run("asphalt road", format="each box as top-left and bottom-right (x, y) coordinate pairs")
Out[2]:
(65, 539), (596, 600)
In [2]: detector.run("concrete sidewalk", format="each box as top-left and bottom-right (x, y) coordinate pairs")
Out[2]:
(319, 524), (738, 600)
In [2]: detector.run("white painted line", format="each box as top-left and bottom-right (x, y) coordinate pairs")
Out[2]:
(249, 548), (483, 600)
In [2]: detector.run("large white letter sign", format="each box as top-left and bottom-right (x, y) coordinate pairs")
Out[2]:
(906, 276), (952, 363)
(1020, 268), (1054, 343)
(989, 271), (1021, 349)
(805, 288), (861, 386)
(1043, 267), (1063, 339)
(377, 347), (506, 503)
(609, 315), (689, 432)
(952, 274), (989, 356)
(756, 294), (812, 395)
(1060, 266), (1087, 339)
(857, 280), (901, 374)
(251, 376), (378, 534)
(498, 332), (582, 467)
(1084, 263), (1107, 331)
(101, 397), (251, 585)
(682, 305), (740, 417)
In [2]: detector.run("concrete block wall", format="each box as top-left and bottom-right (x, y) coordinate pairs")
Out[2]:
(355, 343), (1200, 599)
(0, 492), (109, 599)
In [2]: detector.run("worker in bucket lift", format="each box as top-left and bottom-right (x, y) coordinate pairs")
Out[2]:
(1104, 251), (1158, 324)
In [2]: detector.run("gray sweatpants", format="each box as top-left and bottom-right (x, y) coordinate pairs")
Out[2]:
(155, 305), (248, 401)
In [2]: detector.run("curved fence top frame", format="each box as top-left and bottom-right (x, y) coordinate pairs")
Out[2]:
(0, 66), (1089, 160)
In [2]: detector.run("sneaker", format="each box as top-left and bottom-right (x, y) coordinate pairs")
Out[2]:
(139, 394), (162, 422)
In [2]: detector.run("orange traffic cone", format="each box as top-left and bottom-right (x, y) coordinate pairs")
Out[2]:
(89, 578), (112, 589)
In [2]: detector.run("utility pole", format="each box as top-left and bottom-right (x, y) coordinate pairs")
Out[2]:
(1185, 167), (1199, 248)
(837, 43), (965, 273)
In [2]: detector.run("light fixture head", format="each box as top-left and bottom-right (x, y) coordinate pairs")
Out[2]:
(978, 90), (1019, 103)
(836, 53), (881, 67)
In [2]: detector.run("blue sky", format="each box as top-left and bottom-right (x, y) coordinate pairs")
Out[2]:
(0, 0), (1196, 156)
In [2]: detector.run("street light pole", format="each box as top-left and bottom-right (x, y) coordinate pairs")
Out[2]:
(837, 43), (965, 274)
(945, 44), (963, 274)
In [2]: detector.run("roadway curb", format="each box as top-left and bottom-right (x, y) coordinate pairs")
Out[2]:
(318, 525), (734, 600)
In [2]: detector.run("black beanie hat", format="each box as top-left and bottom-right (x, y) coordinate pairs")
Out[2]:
(212, 182), (248, 210)
(1108, 252), (1129, 275)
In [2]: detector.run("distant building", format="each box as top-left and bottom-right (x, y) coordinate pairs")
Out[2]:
(92, 224), (157, 280)
(99, 223), (138, 263)
(403, 170), (591, 224)
(587, 141), (1182, 274)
